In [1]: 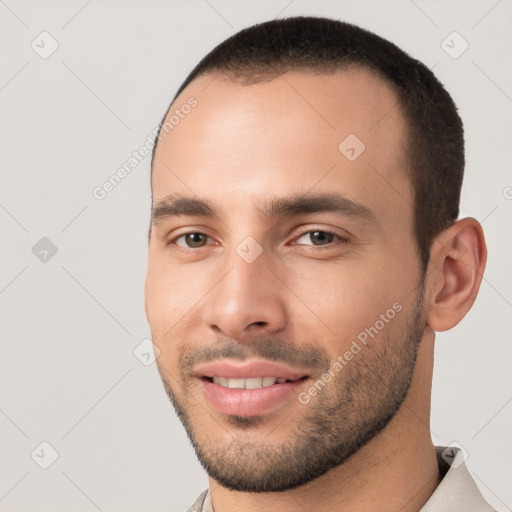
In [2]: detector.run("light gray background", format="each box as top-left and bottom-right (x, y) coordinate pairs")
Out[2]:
(1, 1), (511, 511)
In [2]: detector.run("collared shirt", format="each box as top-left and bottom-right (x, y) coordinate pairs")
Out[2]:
(185, 446), (496, 512)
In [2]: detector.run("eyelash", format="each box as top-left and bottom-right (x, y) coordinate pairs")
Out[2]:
(291, 229), (350, 247)
(167, 228), (350, 249)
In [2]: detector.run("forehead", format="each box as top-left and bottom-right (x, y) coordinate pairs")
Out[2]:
(152, 67), (412, 222)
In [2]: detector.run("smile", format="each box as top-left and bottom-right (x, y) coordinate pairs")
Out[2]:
(209, 376), (302, 389)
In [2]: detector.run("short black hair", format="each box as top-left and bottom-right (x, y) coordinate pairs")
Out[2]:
(152, 16), (464, 270)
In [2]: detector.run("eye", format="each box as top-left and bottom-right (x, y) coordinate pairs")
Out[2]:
(174, 232), (211, 248)
(294, 230), (346, 247)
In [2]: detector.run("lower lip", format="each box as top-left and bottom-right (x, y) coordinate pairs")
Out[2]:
(200, 378), (307, 417)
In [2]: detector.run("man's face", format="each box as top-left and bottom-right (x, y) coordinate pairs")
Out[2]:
(145, 68), (426, 491)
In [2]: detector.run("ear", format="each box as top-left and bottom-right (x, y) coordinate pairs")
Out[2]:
(425, 218), (487, 332)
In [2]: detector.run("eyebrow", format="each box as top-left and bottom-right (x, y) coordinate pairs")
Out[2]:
(151, 192), (378, 226)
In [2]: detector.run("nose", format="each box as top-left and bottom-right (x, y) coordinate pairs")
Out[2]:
(203, 248), (288, 340)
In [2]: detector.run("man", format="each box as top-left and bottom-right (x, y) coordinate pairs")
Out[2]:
(145, 16), (492, 512)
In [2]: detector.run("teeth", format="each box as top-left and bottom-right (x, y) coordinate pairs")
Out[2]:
(212, 377), (229, 387)
(245, 377), (263, 389)
(212, 377), (288, 389)
(228, 378), (245, 389)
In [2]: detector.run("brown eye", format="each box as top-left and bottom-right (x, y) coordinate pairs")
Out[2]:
(309, 231), (335, 245)
(296, 230), (337, 246)
(176, 233), (210, 248)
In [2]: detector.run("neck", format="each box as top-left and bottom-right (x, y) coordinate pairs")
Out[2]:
(208, 330), (440, 512)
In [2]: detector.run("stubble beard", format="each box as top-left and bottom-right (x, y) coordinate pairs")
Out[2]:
(158, 287), (425, 493)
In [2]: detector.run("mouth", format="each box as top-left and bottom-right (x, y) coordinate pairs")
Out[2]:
(202, 376), (307, 389)
(195, 359), (311, 417)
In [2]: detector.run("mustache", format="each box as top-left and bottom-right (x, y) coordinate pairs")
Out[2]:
(179, 336), (330, 376)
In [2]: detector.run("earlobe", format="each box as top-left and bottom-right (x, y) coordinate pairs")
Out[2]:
(426, 218), (487, 332)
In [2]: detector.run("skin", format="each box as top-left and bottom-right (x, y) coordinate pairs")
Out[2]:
(145, 68), (486, 512)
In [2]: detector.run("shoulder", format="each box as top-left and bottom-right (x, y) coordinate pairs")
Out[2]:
(185, 489), (209, 512)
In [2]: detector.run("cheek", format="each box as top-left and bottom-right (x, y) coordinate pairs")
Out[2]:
(145, 258), (203, 355)
(146, 251), (201, 314)
(285, 257), (412, 350)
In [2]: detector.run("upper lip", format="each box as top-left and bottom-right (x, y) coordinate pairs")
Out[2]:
(195, 359), (310, 380)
